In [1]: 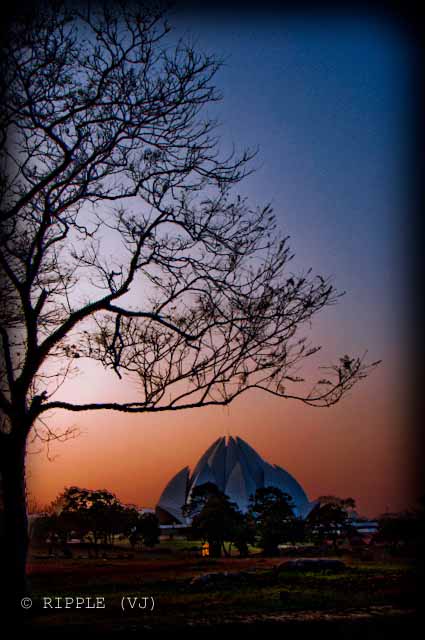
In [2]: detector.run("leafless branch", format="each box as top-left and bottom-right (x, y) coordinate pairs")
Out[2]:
(0, 1), (378, 445)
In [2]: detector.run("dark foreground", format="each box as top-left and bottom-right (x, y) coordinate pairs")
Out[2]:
(21, 610), (419, 638)
(18, 543), (421, 635)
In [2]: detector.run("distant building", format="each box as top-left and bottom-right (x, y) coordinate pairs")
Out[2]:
(138, 507), (155, 516)
(156, 435), (315, 525)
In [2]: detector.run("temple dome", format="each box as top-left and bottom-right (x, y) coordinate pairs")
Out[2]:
(156, 436), (313, 524)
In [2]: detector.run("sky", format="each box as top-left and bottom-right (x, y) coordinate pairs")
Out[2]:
(28, 6), (418, 518)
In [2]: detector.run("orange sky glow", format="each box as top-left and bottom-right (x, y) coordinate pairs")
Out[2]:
(27, 337), (416, 519)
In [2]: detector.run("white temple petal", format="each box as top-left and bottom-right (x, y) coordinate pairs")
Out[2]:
(224, 436), (239, 486)
(208, 437), (227, 492)
(224, 461), (250, 512)
(157, 466), (189, 523)
(191, 437), (223, 481)
(274, 464), (309, 506)
(236, 436), (265, 486)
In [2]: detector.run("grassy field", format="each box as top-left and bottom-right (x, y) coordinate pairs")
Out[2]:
(22, 540), (419, 633)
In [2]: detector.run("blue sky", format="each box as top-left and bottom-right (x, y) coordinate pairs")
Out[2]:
(172, 8), (413, 361)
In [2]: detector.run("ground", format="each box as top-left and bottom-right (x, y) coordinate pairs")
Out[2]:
(22, 539), (419, 634)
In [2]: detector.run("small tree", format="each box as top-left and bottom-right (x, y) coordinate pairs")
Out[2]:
(182, 482), (222, 520)
(306, 496), (356, 551)
(249, 487), (301, 556)
(184, 482), (256, 557)
(186, 485), (241, 557)
(137, 512), (160, 548)
(0, 1), (378, 600)
(375, 504), (424, 555)
(118, 506), (141, 548)
(30, 492), (88, 556)
(231, 511), (256, 557)
(52, 486), (126, 553)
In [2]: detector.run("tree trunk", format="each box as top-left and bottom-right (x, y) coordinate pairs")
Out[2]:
(237, 542), (249, 557)
(209, 540), (222, 558)
(0, 429), (30, 610)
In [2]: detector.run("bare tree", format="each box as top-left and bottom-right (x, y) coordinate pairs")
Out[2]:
(0, 1), (378, 602)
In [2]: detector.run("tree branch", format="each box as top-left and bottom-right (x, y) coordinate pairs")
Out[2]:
(105, 303), (200, 344)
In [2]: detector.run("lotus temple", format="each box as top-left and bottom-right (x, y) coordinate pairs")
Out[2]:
(156, 435), (315, 525)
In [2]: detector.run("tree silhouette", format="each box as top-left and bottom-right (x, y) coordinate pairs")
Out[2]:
(0, 2), (378, 602)
(189, 488), (241, 558)
(306, 495), (357, 550)
(182, 482), (222, 520)
(249, 486), (301, 556)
